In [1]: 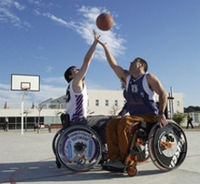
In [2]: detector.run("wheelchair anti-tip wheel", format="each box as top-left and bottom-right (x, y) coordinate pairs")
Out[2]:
(149, 121), (187, 171)
(55, 125), (102, 171)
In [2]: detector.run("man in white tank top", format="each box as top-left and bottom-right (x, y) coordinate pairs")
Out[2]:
(63, 31), (100, 123)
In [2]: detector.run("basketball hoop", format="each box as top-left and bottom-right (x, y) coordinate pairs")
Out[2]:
(11, 74), (40, 135)
(22, 87), (30, 91)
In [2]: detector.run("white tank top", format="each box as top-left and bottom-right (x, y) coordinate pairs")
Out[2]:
(65, 80), (88, 121)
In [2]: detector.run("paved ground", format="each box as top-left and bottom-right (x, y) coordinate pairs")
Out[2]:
(0, 128), (200, 184)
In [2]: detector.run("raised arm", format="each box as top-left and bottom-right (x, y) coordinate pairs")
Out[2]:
(97, 39), (128, 82)
(73, 31), (99, 92)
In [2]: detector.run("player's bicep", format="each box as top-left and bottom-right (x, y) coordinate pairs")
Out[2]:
(113, 66), (128, 81)
(147, 74), (165, 95)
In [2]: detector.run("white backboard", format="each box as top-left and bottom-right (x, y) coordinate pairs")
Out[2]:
(11, 74), (40, 91)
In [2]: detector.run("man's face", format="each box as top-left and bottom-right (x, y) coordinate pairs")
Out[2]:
(70, 67), (79, 79)
(129, 59), (142, 73)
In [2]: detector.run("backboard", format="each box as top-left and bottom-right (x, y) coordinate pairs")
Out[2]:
(11, 74), (40, 91)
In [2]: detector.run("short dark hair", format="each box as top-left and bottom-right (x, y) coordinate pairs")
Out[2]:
(64, 66), (76, 83)
(135, 57), (148, 72)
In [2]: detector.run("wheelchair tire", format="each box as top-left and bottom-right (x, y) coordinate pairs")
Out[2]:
(148, 121), (187, 171)
(55, 124), (102, 171)
(52, 128), (64, 155)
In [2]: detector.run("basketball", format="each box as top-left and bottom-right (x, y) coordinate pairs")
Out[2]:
(96, 13), (114, 31)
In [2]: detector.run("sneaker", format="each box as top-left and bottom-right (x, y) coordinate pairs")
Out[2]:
(103, 160), (125, 169)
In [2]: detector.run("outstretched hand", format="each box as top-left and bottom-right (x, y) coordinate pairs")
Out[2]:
(93, 30), (107, 47)
(93, 30), (100, 42)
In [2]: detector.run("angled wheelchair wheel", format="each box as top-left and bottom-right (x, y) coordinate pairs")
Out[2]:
(148, 121), (187, 171)
(52, 128), (64, 155)
(55, 125), (102, 171)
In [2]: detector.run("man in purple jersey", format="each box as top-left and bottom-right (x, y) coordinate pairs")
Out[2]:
(97, 38), (168, 169)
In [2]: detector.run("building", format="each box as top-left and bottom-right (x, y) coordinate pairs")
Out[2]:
(0, 89), (184, 130)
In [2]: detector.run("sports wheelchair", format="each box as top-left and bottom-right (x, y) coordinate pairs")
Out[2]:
(52, 117), (187, 176)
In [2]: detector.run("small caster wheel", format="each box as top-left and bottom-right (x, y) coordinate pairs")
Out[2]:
(127, 167), (137, 177)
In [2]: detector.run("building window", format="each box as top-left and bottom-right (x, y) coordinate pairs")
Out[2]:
(115, 100), (118, 106)
(177, 101), (180, 106)
(105, 100), (109, 106)
(95, 99), (99, 106)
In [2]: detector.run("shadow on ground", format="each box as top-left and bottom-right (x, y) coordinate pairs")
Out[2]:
(0, 160), (164, 183)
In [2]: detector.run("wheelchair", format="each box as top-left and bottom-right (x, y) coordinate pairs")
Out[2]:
(52, 117), (187, 176)
(121, 120), (187, 176)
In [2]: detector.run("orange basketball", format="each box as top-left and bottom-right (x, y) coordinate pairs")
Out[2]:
(96, 13), (114, 31)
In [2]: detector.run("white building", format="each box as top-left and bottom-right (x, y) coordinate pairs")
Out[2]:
(0, 89), (184, 129)
(87, 89), (126, 115)
(88, 90), (184, 116)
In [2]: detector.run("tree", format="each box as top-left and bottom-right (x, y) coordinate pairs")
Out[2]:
(172, 112), (186, 125)
(36, 104), (45, 133)
(4, 102), (8, 109)
(109, 105), (120, 116)
(31, 102), (35, 109)
(184, 106), (200, 112)
(24, 109), (30, 131)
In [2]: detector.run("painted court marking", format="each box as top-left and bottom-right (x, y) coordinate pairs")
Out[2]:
(3, 154), (199, 184)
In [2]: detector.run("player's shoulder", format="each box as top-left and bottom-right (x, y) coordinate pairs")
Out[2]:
(146, 73), (160, 84)
(146, 73), (157, 79)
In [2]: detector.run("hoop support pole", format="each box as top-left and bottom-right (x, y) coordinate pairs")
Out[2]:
(21, 90), (27, 135)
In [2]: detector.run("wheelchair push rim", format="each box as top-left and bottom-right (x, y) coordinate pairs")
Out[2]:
(56, 125), (102, 171)
(148, 121), (187, 171)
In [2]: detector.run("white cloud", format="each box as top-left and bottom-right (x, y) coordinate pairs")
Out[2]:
(14, 1), (25, 10)
(32, 84), (65, 103)
(0, 83), (10, 90)
(0, 0), (29, 28)
(42, 6), (126, 61)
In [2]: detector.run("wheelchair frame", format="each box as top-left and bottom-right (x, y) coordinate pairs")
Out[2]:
(52, 119), (187, 176)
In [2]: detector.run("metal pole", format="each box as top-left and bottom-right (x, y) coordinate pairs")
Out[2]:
(170, 87), (174, 117)
(21, 91), (26, 135)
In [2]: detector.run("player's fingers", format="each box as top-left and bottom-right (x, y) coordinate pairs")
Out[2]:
(159, 121), (163, 128)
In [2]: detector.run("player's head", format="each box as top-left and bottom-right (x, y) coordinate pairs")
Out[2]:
(129, 57), (148, 73)
(64, 66), (79, 83)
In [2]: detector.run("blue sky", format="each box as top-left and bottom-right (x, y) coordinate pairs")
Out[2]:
(0, 0), (200, 108)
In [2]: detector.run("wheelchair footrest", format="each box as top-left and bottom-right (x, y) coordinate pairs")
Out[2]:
(102, 165), (125, 172)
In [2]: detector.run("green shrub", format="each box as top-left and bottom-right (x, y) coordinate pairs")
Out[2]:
(172, 112), (186, 125)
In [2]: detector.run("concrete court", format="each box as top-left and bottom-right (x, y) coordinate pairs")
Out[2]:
(0, 129), (200, 184)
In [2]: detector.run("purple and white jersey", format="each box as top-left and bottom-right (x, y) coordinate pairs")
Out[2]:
(65, 80), (88, 121)
(126, 74), (158, 115)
